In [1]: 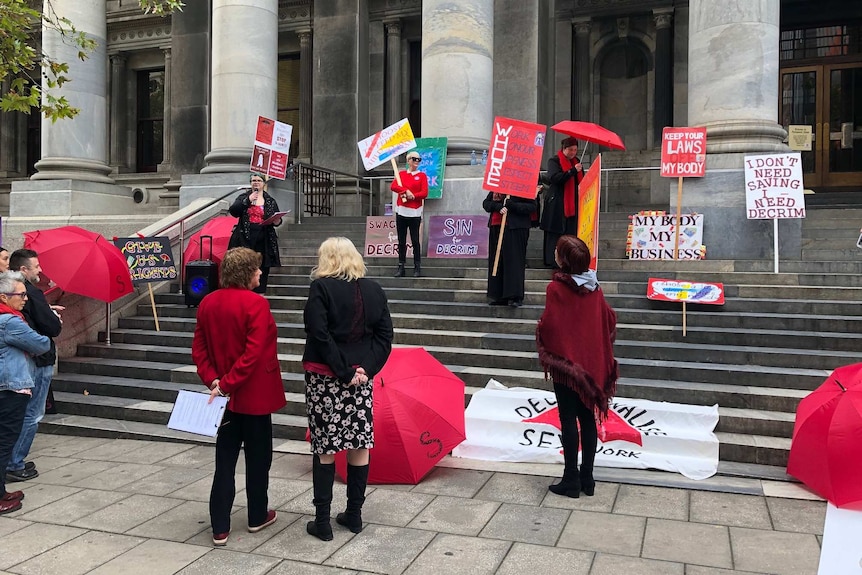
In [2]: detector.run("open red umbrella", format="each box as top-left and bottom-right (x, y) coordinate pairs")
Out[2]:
(23, 226), (133, 303)
(551, 120), (626, 151)
(335, 347), (467, 484)
(787, 363), (862, 509)
(183, 216), (236, 267)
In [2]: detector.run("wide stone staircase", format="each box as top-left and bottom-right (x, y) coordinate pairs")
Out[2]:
(44, 207), (862, 483)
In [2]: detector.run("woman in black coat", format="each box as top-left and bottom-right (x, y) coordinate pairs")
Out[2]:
(228, 173), (283, 293)
(540, 137), (584, 267)
(483, 192), (537, 307)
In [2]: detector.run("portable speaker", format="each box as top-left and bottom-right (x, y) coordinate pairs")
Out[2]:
(184, 260), (219, 306)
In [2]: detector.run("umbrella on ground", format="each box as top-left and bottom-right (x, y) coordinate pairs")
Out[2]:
(183, 216), (236, 267)
(23, 226), (133, 303)
(335, 347), (467, 484)
(551, 120), (626, 151)
(787, 363), (862, 509)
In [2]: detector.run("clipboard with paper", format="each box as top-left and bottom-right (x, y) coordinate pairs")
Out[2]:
(167, 390), (228, 437)
(260, 210), (290, 226)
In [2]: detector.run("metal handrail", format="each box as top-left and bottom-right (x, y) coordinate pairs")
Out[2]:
(291, 161), (375, 222)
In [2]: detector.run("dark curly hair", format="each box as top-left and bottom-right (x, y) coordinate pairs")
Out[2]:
(555, 235), (590, 274)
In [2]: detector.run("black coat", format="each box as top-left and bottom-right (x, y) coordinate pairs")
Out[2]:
(540, 156), (581, 234)
(228, 190), (282, 268)
(482, 194), (537, 229)
(22, 281), (62, 367)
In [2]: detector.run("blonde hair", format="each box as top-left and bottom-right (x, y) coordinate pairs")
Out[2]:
(311, 237), (366, 281)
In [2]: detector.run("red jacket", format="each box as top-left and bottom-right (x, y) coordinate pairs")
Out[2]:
(192, 287), (286, 415)
(391, 170), (429, 212)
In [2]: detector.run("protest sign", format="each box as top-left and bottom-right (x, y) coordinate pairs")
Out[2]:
(251, 116), (293, 179)
(577, 155), (601, 270)
(114, 236), (178, 332)
(629, 213), (704, 260)
(744, 152), (805, 220)
(647, 277), (725, 336)
(482, 116), (547, 200)
(358, 118), (416, 172)
(452, 380), (719, 480)
(426, 215), (489, 259)
(364, 216), (420, 259)
(412, 137), (447, 199)
(660, 127), (706, 178)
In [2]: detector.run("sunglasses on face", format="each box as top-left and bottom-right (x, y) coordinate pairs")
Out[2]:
(408, 158), (420, 162)
(3, 292), (27, 298)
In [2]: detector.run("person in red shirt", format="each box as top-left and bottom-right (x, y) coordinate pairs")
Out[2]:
(390, 151), (429, 277)
(192, 247), (287, 546)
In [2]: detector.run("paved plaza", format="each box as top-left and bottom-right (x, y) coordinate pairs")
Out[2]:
(0, 434), (825, 575)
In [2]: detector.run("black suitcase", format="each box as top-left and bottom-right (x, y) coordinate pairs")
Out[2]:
(184, 235), (219, 307)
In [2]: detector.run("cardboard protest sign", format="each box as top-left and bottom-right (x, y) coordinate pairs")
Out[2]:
(744, 152), (806, 219)
(660, 127), (706, 177)
(577, 155), (601, 270)
(251, 116), (293, 180)
(629, 213), (704, 260)
(426, 215), (489, 259)
(364, 216), (420, 259)
(358, 119), (416, 171)
(114, 237), (178, 284)
(647, 278), (725, 305)
(482, 116), (547, 199)
(452, 380), (719, 480)
(412, 137), (448, 199)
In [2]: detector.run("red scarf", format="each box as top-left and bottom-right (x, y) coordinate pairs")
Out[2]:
(557, 150), (578, 218)
(0, 302), (25, 320)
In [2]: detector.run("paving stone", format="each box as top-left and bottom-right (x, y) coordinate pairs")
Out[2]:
(612, 484), (689, 520)
(0, 517), (31, 538)
(10, 484), (82, 516)
(28, 436), (111, 458)
(689, 491), (772, 529)
(30, 459), (116, 486)
(729, 527), (821, 575)
(0, 523), (86, 570)
(166, 475), (245, 503)
(361, 488), (435, 527)
(277, 483), (352, 518)
(159, 445), (216, 468)
(174, 548), (280, 575)
(185, 509), (299, 551)
(326, 524), (437, 575)
(253, 513), (356, 563)
(17, 489), (130, 526)
(474, 473), (553, 506)
(479, 503), (570, 546)
(589, 553), (685, 575)
(407, 495), (500, 536)
(125, 500), (211, 542)
(541, 482), (619, 512)
(766, 497), (826, 535)
(75, 439), (194, 464)
(27, 455), (79, 473)
(85, 538), (209, 575)
(267, 560), (360, 574)
(685, 567), (768, 575)
(27, 433), (79, 454)
(71, 494), (185, 532)
(118, 466), (212, 496)
(68, 462), (164, 490)
(10, 531), (144, 575)
(495, 542), (592, 575)
(401, 533), (510, 575)
(269, 453), (314, 479)
(266, 477), (315, 508)
(410, 467), (493, 498)
(641, 518), (732, 568)
(557, 510), (645, 557)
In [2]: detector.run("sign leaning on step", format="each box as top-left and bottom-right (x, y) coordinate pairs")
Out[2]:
(426, 215), (489, 259)
(628, 213), (704, 260)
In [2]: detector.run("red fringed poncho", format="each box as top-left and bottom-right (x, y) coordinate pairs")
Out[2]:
(535, 271), (619, 419)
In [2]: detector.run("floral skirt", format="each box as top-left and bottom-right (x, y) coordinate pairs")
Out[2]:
(305, 371), (374, 455)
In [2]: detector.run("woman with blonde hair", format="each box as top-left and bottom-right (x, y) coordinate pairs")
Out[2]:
(302, 237), (393, 540)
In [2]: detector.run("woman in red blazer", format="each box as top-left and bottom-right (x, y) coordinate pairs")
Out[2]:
(192, 247), (287, 546)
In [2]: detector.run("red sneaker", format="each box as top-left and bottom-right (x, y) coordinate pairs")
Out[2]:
(212, 530), (230, 546)
(248, 509), (277, 533)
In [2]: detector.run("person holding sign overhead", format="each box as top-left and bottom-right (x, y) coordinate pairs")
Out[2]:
(391, 151), (428, 277)
(540, 137), (585, 268)
(483, 189), (537, 307)
(228, 172), (283, 293)
(191, 247), (287, 546)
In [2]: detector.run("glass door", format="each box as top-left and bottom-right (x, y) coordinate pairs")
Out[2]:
(781, 66), (822, 187)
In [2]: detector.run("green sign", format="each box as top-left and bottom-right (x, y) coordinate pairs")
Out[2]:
(412, 137), (448, 199)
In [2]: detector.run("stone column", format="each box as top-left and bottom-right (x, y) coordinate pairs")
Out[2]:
(653, 9), (673, 145)
(421, 0), (493, 165)
(158, 47), (172, 172)
(109, 53), (128, 170)
(202, 0), (278, 173)
(0, 78), (18, 177)
(572, 18), (591, 121)
(682, 0), (794, 260)
(297, 28), (313, 163)
(32, 0), (112, 182)
(384, 19), (403, 126)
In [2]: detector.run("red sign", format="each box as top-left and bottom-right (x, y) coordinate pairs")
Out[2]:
(647, 278), (725, 305)
(255, 117), (275, 144)
(660, 127), (706, 178)
(577, 155), (601, 271)
(482, 116), (547, 200)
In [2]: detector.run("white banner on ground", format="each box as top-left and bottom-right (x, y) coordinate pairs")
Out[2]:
(452, 380), (719, 480)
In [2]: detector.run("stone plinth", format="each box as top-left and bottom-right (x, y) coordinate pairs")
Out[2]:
(9, 180), (136, 217)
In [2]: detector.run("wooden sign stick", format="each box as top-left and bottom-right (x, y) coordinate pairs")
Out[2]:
(491, 196), (510, 277)
(673, 175), (683, 259)
(148, 283), (160, 332)
(682, 300), (687, 337)
(390, 158), (403, 187)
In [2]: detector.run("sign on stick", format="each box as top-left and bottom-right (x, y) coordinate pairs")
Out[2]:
(577, 155), (601, 270)
(744, 152), (806, 219)
(114, 237), (178, 284)
(482, 116), (547, 199)
(660, 127), (706, 178)
(358, 119), (416, 171)
(251, 116), (293, 180)
(412, 137), (448, 199)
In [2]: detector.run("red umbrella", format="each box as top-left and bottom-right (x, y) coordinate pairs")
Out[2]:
(335, 347), (467, 484)
(23, 226), (133, 303)
(551, 120), (626, 151)
(787, 363), (862, 509)
(183, 216), (236, 267)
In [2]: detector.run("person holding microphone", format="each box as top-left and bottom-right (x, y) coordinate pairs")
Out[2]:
(228, 173), (283, 293)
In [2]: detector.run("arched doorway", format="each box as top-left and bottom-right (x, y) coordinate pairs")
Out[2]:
(598, 42), (649, 151)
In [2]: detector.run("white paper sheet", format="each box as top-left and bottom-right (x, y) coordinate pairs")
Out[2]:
(260, 211), (289, 226)
(167, 390), (228, 437)
(818, 502), (862, 575)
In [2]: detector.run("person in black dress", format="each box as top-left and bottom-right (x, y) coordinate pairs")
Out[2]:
(540, 137), (584, 267)
(228, 173), (283, 293)
(483, 191), (537, 307)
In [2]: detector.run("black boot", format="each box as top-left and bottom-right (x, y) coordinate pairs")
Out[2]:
(335, 463), (369, 533)
(413, 263), (421, 277)
(549, 445), (580, 498)
(393, 263), (405, 277)
(306, 456), (335, 541)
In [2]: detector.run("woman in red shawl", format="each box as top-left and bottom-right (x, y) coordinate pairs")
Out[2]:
(536, 236), (618, 498)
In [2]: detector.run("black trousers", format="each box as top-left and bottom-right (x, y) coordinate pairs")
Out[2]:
(0, 391), (30, 496)
(553, 382), (598, 481)
(210, 410), (273, 533)
(487, 226), (529, 303)
(395, 214), (422, 265)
